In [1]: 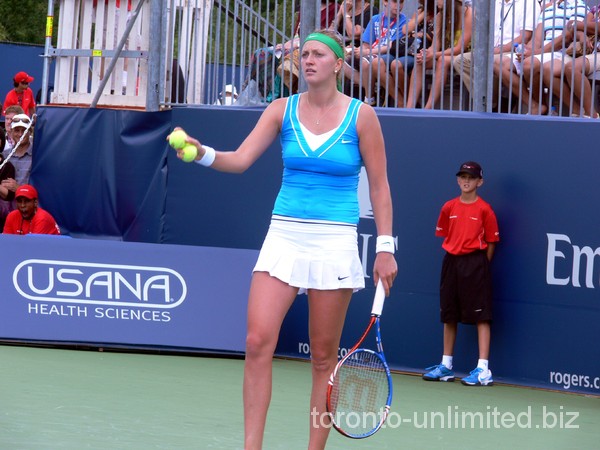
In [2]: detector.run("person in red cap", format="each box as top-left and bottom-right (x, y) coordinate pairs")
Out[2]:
(2, 71), (36, 117)
(422, 161), (499, 387)
(3, 184), (60, 235)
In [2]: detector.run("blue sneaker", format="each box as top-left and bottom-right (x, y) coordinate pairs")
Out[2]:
(461, 367), (494, 386)
(422, 364), (455, 382)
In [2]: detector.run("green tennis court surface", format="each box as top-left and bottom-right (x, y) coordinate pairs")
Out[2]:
(1, 345), (597, 449)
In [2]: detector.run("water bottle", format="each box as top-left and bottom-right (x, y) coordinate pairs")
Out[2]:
(513, 43), (524, 75)
(407, 37), (422, 56)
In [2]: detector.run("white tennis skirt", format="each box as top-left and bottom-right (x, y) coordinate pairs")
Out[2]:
(253, 215), (365, 294)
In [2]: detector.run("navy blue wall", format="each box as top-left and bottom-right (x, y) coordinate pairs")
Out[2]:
(23, 105), (600, 395)
(0, 43), (52, 111)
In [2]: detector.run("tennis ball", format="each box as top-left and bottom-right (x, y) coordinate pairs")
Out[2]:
(169, 129), (187, 149)
(181, 144), (198, 162)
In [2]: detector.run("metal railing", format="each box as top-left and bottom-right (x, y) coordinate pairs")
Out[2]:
(43, 0), (600, 118)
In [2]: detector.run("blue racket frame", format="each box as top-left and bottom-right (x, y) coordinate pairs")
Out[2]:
(327, 282), (394, 438)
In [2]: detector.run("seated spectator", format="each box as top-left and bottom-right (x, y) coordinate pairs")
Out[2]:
(555, 9), (599, 117)
(2, 72), (36, 118)
(5, 113), (34, 186)
(333, 0), (377, 47)
(454, 0), (539, 112)
(406, 0), (473, 109)
(349, 0), (408, 106)
(385, 0), (436, 107)
(333, 0), (379, 101)
(3, 184), (60, 235)
(3, 105), (25, 153)
(213, 84), (238, 105)
(519, 0), (588, 115)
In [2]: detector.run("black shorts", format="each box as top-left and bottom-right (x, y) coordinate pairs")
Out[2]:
(439, 251), (493, 324)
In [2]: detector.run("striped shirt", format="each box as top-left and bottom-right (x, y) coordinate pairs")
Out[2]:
(539, 0), (588, 44)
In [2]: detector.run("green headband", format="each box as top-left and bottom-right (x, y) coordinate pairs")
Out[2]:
(304, 33), (345, 60)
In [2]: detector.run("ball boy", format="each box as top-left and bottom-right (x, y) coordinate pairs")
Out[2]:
(423, 161), (499, 386)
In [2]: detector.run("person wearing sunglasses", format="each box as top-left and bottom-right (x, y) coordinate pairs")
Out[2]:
(5, 113), (33, 187)
(2, 71), (36, 118)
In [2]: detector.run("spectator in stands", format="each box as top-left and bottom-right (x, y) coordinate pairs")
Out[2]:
(0, 151), (16, 231)
(334, 0), (380, 101)
(2, 71), (36, 118)
(385, 0), (437, 107)
(3, 184), (60, 235)
(3, 105), (25, 153)
(406, 0), (473, 109)
(519, 0), (588, 115)
(352, 0), (408, 106)
(453, 0), (539, 112)
(553, 9), (600, 117)
(5, 113), (34, 186)
(213, 84), (238, 106)
(333, 0), (377, 47)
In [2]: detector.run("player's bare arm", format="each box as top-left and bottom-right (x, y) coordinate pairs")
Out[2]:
(356, 104), (397, 293)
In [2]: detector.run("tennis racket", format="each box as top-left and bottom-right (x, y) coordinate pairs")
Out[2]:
(326, 281), (393, 439)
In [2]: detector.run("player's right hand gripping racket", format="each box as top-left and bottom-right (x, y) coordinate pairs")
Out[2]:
(326, 281), (393, 439)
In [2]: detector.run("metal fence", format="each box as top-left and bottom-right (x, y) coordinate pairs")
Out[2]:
(44, 0), (600, 118)
(167, 0), (600, 118)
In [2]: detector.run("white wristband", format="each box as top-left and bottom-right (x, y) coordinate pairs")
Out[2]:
(196, 145), (216, 167)
(376, 235), (395, 254)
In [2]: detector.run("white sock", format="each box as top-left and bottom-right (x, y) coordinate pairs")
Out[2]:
(441, 355), (453, 370)
(477, 359), (489, 371)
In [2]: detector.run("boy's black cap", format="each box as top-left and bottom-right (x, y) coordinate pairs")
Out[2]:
(456, 161), (483, 178)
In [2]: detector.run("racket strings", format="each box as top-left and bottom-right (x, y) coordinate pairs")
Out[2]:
(329, 350), (390, 435)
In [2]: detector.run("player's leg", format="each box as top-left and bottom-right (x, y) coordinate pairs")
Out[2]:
(244, 272), (299, 450)
(306, 288), (353, 450)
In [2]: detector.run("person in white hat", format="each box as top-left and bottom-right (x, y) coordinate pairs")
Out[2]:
(214, 84), (239, 105)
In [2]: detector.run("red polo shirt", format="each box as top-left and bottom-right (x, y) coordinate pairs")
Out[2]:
(435, 197), (499, 255)
(3, 88), (36, 116)
(3, 207), (60, 235)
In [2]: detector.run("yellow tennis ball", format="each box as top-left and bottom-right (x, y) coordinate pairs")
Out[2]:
(169, 129), (187, 149)
(181, 144), (198, 162)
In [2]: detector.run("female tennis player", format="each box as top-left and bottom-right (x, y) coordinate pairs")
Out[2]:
(170, 29), (397, 450)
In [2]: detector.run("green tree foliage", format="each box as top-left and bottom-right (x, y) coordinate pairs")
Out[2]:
(0, 0), (54, 45)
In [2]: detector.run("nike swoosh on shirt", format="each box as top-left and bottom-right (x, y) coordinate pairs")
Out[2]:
(341, 139), (352, 144)
(338, 276), (349, 280)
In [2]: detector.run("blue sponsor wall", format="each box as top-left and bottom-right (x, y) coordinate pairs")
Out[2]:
(8, 105), (600, 395)
(0, 234), (254, 352)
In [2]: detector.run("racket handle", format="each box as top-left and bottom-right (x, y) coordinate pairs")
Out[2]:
(371, 280), (386, 316)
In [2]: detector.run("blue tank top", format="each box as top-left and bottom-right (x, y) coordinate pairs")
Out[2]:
(273, 94), (363, 224)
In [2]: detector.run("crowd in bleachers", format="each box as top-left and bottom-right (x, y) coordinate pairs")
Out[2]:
(239, 0), (600, 118)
